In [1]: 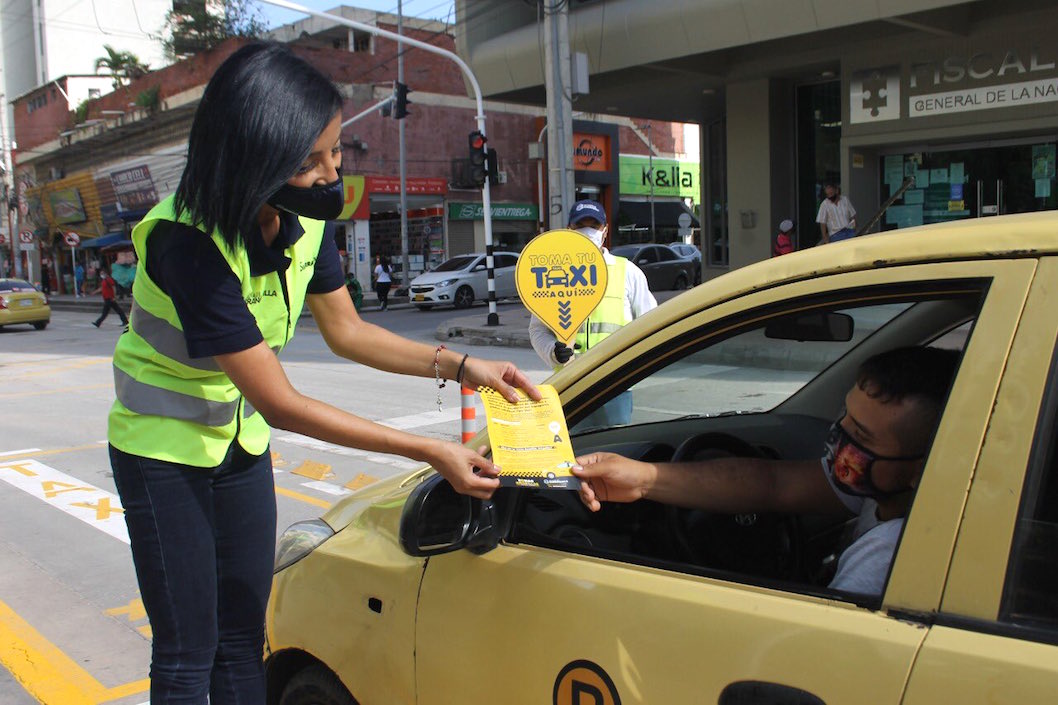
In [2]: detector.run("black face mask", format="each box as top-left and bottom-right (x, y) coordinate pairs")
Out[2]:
(267, 176), (344, 221)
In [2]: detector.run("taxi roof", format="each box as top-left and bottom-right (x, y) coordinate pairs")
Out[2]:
(673, 211), (1058, 315)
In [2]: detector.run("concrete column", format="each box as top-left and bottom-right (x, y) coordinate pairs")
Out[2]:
(725, 79), (774, 270)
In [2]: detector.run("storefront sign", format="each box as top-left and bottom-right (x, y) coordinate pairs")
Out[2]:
(910, 75), (1058, 117)
(572, 133), (611, 172)
(47, 188), (87, 225)
(619, 155), (699, 200)
(109, 165), (158, 210)
(339, 176), (369, 220)
(448, 203), (538, 221)
(851, 44), (1058, 124)
(367, 176), (448, 195)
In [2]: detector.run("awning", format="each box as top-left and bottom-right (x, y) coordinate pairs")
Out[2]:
(81, 232), (128, 249)
(617, 200), (699, 228)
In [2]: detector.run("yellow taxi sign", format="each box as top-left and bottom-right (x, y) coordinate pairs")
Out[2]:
(516, 229), (608, 346)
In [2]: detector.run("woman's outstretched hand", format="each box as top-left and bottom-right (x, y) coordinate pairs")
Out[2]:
(461, 358), (542, 403)
(427, 441), (502, 499)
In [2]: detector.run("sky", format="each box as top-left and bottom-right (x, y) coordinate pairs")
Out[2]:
(255, 0), (456, 29)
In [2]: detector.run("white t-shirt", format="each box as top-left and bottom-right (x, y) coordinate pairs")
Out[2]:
(816, 196), (856, 235)
(528, 249), (657, 366)
(829, 514), (904, 596)
(373, 264), (391, 283)
(820, 460), (903, 596)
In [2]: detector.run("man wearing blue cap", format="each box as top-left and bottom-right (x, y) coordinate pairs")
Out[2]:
(528, 200), (656, 427)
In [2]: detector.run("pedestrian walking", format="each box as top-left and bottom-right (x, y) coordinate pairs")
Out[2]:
(816, 181), (857, 244)
(104, 43), (539, 705)
(91, 266), (128, 327)
(75, 262), (85, 297)
(373, 254), (393, 309)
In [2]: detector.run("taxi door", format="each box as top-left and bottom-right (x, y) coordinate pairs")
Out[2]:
(414, 260), (1035, 705)
(902, 258), (1058, 703)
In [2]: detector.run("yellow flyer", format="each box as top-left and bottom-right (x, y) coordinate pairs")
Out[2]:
(479, 384), (578, 490)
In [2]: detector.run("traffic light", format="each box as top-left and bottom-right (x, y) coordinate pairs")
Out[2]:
(468, 130), (487, 187)
(393, 81), (411, 120)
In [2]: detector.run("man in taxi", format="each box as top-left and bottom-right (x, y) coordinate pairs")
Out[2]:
(571, 346), (959, 596)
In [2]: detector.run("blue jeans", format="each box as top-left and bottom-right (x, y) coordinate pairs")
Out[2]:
(829, 227), (856, 242)
(110, 443), (276, 705)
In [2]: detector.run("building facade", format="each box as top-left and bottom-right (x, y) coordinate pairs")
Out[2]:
(455, 0), (1058, 279)
(8, 6), (694, 291)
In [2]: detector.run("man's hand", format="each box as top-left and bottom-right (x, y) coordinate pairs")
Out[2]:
(571, 452), (655, 511)
(553, 341), (574, 364)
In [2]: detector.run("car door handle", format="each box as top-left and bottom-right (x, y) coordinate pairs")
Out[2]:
(719, 681), (825, 705)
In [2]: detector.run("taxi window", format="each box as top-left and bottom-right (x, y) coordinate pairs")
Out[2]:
(1001, 353), (1058, 635)
(512, 283), (985, 599)
(614, 302), (911, 426)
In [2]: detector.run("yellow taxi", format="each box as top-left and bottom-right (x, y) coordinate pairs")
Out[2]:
(266, 212), (1058, 705)
(0, 278), (50, 330)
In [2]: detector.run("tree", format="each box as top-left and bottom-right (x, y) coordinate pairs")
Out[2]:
(94, 45), (150, 90)
(163, 0), (267, 60)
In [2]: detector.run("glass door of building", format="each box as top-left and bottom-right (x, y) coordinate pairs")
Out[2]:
(879, 140), (1057, 232)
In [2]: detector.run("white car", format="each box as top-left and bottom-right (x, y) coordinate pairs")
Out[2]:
(408, 252), (519, 309)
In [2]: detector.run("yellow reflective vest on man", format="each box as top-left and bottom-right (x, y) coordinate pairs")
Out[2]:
(108, 196), (324, 467)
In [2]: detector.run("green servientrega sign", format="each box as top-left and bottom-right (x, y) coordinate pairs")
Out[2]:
(448, 203), (538, 220)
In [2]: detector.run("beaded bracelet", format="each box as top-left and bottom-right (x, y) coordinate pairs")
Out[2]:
(434, 345), (447, 411)
(456, 353), (470, 386)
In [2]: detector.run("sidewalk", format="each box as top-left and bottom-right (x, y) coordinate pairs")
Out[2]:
(47, 291), (534, 348)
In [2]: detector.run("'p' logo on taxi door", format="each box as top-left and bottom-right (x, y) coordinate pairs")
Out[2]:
(553, 660), (621, 705)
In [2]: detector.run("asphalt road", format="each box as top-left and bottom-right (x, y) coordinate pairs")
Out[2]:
(0, 304), (550, 705)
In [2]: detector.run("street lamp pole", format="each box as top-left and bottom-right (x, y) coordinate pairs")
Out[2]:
(260, 0), (502, 325)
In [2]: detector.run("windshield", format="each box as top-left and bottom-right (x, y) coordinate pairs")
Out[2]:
(610, 246), (640, 259)
(0, 279), (37, 292)
(433, 256), (477, 273)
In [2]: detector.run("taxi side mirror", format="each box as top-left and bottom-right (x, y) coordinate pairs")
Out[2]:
(399, 473), (500, 557)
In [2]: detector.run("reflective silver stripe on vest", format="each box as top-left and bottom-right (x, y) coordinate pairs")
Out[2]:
(130, 302), (221, 372)
(114, 366), (238, 427)
(587, 322), (623, 335)
(243, 399), (256, 418)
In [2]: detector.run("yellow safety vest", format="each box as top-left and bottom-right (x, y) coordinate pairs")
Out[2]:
(555, 256), (628, 370)
(108, 196), (324, 467)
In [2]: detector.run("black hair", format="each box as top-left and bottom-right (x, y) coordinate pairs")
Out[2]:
(174, 42), (343, 251)
(857, 346), (960, 444)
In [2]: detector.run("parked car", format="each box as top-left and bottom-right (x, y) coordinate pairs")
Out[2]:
(266, 212), (1058, 705)
(0, 278), (50, 330)
(668, 241), (702, 283)
(611, 243), (697, 290)
(407, 252), (519, 309)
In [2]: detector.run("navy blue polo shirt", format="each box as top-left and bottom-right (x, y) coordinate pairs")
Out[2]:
(145, 212), (345, 358)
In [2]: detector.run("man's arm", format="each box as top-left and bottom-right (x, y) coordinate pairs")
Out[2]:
(816, 202), (830, 244)
(624, 262), (657, 318)
(572, 451), (849, 515)
(529, 314), (564, 366)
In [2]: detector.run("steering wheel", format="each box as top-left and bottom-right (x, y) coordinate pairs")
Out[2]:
(665, 432), (804, 580)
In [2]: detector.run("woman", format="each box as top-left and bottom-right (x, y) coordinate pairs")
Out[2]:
(107, 43), (538, 704)
(373, 253), (392, 309)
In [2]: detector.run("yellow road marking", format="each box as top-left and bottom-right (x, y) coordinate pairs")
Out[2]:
(0, 383), (112, 400)
(276, 485), (331, 508)
(0, 357), (109, 370)
(1, 444), (334, 510)
(0, 444), (105, 463)
(5, 359), (111, 380)
(0, 598), (149, 704)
